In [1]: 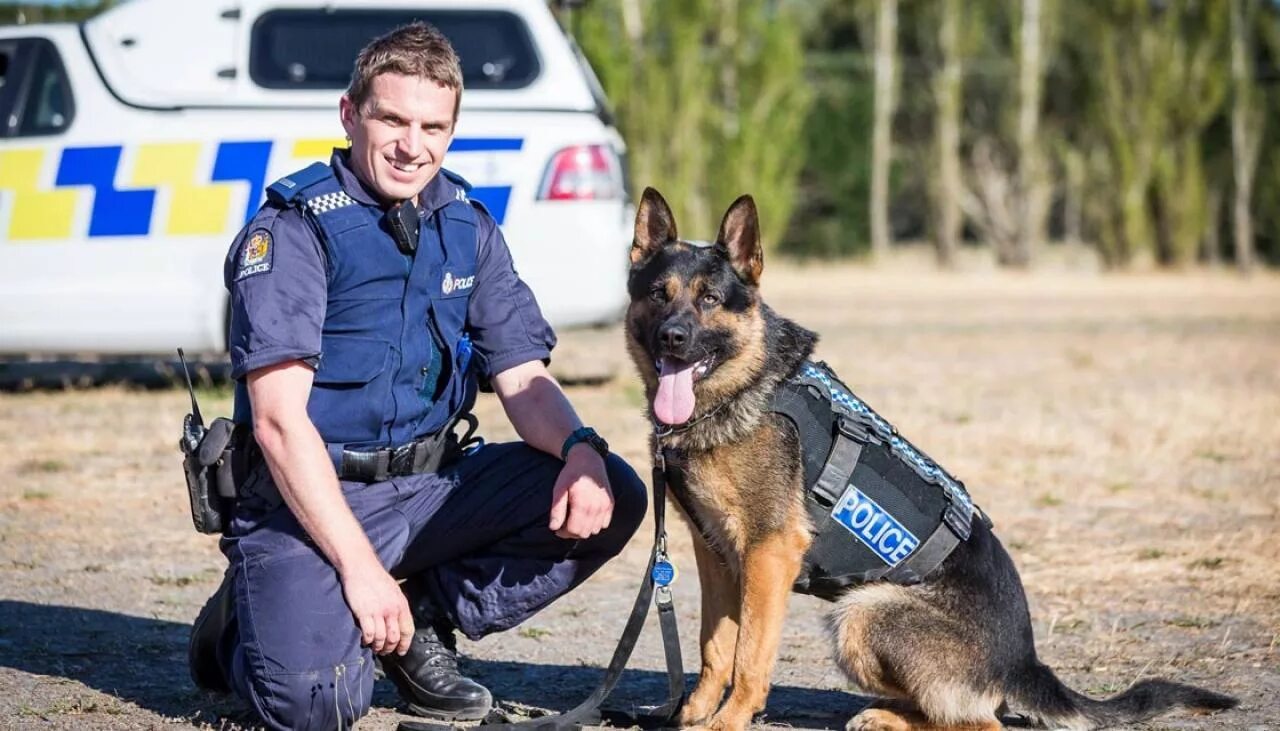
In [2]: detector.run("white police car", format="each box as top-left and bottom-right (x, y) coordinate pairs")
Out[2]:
(0, 0), (630, 362)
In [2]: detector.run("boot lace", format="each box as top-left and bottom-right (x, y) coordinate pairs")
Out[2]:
(417, 623), (460, 672)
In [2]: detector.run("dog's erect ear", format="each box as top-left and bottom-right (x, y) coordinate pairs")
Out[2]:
(716, 194), (763, 285)
(632, 187), (678, 266)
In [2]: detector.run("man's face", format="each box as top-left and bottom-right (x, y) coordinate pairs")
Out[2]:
(340, 73), (457, 205)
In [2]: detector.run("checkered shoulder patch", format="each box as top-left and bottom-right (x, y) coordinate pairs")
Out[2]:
(305, 191), (356, 215)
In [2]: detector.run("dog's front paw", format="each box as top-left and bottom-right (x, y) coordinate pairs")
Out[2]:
(678, 708), (709, 728)
(846, 708), (911, 731)
(679, 686), (724, 727)
(684, 710), (750, 731)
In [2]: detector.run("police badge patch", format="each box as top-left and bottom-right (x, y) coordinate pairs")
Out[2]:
(235, 229), (273, 281)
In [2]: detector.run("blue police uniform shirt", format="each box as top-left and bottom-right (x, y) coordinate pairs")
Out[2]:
(224, 150), (556, 452)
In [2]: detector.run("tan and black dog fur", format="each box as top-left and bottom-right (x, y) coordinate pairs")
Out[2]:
(624, 188), (1237, 731)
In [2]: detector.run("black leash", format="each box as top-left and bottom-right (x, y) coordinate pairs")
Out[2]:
(398, 449), (685, 731)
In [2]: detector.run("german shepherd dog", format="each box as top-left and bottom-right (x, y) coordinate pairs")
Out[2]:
(624, 188), (1237, 731)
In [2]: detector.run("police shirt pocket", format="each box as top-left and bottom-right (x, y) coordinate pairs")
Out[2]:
(436, 266), (477, 300)
(307, 336), (393, 445)
(432, 266), (476, 343)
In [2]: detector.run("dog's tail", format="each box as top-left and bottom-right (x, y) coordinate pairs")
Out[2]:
(1007, 661), (1237, 730)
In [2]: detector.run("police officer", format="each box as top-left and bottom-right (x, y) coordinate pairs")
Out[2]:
(187, 23), (646, 731)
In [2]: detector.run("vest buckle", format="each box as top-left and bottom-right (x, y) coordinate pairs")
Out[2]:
(942, 501), (973, 541)
(835, 415), (870, 443)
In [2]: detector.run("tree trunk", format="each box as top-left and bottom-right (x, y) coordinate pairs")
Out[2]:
(1063, 148), (1084, 244)
(621, 0), (643, 45)
(1205, 186), (1223, 266)
(870, 0), (898, 260)
(1231, 0), (1262, 273)
(1013, 0), (1046, 268)
(934, 0), (962, 269)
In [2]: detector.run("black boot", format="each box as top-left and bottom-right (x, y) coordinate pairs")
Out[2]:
(189, 569), (233, 693)
(381, 619), (493, 721)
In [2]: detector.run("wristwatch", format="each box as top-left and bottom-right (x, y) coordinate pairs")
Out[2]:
(561, 426), (609, 461)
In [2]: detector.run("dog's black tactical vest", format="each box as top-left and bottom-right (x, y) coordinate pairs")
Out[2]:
(772, 361), (984, 601)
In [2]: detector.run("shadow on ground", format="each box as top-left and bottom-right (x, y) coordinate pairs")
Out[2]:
(0, 600), (243, 725)
(472, 659), (862, 729)
(0, 601), (868, 729)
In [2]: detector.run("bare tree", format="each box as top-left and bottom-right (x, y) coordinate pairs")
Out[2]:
(1013, 0), (1049, 268)
(958, 0), (1053, 268)
(870, 0), (899, 260)
(1205, 187), (1224, 266)
(1231, 0), (1263, 273)
(934, 0), (963, 268)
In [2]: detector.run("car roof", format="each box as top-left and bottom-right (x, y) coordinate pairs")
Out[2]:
(76, 0), (595, 111)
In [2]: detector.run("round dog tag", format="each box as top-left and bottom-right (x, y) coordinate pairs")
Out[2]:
(652, 560), (678, 587)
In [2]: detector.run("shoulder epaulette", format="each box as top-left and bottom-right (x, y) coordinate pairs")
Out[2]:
(440, 168), (473, 193)
(266, 162), (333, 205)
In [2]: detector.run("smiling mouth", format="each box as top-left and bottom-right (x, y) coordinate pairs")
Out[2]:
(388, 158), (422, 173)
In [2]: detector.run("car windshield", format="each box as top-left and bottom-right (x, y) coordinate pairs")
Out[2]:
(251, 10), (540, 91)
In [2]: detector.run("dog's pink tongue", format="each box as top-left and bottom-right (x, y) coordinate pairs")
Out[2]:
(654, 358), (697, 425)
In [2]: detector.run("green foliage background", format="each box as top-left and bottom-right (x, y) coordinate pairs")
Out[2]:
(11, 0), (1277, 267)
(568, 0), (1279, 267)
(570, 0), (812, 251)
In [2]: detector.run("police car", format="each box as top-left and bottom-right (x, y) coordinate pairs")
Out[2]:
(0, 0), (631, 364)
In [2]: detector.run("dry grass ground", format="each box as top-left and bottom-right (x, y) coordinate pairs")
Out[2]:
(0, 264), (1276, 730)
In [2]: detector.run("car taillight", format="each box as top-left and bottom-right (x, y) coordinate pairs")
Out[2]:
(537, 144), (623, 201)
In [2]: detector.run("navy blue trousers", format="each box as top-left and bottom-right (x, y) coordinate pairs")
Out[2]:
(213, 442), (647, 731)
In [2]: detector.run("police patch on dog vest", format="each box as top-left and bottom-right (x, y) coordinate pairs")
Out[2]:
(831, 485), (920, 566)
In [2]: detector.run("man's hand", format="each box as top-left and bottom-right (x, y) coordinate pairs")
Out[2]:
(340, 562), (415, 656)
(548, 447), (615, 539)
(490, 359), (616, 539)
(248, 361), (415, 656)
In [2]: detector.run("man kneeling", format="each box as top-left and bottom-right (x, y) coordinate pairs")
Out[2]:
(187, 22), (646, 731)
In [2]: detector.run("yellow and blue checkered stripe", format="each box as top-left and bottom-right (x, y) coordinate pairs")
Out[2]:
(0, 137), (520, 241)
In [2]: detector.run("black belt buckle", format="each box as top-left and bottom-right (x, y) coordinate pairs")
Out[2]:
(339, 448), (389, 483)
(388, 441), (416, 476)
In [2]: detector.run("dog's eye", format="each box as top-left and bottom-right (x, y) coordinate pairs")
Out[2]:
(701, 292), (721, 307)
(649, 288), (667, 303)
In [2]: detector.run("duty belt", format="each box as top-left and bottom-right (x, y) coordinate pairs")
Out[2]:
(338, 414), (478, 483)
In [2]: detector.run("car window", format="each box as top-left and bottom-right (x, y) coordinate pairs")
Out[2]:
(19, 42), (73, 135)
(250, 10), (540, 91)
(0, 42), (19, 133)
(0, 38), (74, 138)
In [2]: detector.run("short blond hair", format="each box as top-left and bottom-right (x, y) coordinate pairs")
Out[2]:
(347, 22), (463, 118)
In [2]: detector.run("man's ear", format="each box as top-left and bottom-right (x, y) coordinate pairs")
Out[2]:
(631, 187), (678, 266)
(339, 95), (358, 139)
(716, 194), (763, 285)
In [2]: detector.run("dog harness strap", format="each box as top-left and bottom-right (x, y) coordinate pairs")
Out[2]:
(659, 449), (720, 559)
(881, 518), (962, 585)
(811, 417), (865, 507)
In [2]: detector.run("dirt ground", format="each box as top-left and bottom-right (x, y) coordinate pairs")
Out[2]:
(0, 264), (1276, 730)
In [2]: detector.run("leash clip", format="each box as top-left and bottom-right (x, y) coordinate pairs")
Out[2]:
(654, 445), (667, 471)
(655, 584), (673, 607)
